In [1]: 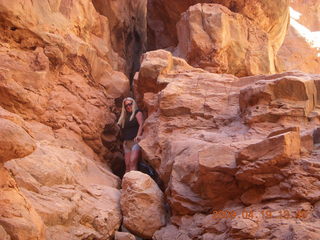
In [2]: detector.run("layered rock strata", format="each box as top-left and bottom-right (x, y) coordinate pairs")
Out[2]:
(148, 0), (289, 52)
(136, 50), (320, 239)
(175, 4), (275, 76)
(0, 115), (44, 240)
(0, 0), (147, 239)
(0, 107), (122, 239)
(148, 0), (289, 76)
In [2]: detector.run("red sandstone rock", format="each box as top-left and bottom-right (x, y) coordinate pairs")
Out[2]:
(137, 51), (320, 239)
(236, 130), (301, 185)
(277, 0), (320, 74)
(0, 0), (137, 160)
(148, 0), (289, 53)
(0, 225), (10, 240)
(92, 0), (147, 76)
(239, 72), (319, 124)
(175, 4), (275, 76)
(121, 171), (166, 238)
(0, 118), (36, 163)
(0, 1), (142, 238)
(278, 27), (320, 74)
(114, 231), (136, 240)
(0, 163), (45, 240)
(0, 117), (44, 239)
(4, 118), (122, 239)
(0, 0), (320, 239)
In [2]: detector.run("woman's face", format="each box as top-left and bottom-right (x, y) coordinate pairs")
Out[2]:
(124, 100), (133, 113)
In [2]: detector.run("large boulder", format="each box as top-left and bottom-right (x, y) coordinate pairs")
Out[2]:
(147, 0), (289, 55)
(135, 50), (320, 239)
(120, 171), (166, 238)
(4, 130), (122, 239)
(277, 0), (320, 74)
(175, 4), (275, 76)
(236, 129), (301, 185)
(239, 71), (319, 124)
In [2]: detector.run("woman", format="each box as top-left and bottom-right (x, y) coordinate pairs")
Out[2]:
(117, 97), (144, 172)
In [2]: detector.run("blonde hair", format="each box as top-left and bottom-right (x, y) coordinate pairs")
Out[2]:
(117, 97), (139, 128)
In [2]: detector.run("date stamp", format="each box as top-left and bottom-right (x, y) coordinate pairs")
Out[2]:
(212, 209), (308, 220)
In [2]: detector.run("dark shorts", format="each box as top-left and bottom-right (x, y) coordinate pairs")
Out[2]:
(123, 140), (141, 153)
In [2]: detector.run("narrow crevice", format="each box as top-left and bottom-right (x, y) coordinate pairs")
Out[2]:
(91, 0), (146, 85)
(128, 29), (143, 84)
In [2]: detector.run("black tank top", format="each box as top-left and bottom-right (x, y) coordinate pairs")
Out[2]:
(122, 110), (141, 140)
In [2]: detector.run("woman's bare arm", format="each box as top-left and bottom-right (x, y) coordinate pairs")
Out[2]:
(134, 111), (144, 141)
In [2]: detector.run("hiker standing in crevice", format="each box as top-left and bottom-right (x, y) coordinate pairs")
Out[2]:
(117, 97), (144, 173)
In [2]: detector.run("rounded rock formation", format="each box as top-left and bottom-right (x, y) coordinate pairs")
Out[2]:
(120, 171), (166, 238)
(0, 118), (36, 163)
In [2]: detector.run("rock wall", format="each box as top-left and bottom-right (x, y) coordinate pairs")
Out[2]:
(148, 0), (290, 51)
(290, 0), (320, 31)
(147, 0), (289, 76)
(0, 107), (122, 239)
(0, 0), (125, 159)
(0, 0), (147, 239)
(0, 115), (45, 240)
(1, 0), (320, 239)
(277, 0), (320, 74)
(92, 0), (147, 78)
(174, 4), (275, 76)
(136, 50), (320, 239)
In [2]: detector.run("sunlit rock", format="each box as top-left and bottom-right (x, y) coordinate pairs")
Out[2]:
(278, 1), (320, 74)
(175, 4), (275, 76)
(121, 171), (166, 238)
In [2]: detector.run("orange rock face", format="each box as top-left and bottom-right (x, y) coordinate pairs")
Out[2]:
(0, 117), (45, 240)
(0, 0), (135, 159)
(148, 0), (289, 76)
(148, 0), (289, 50)
(277, 0), (320, 74)
(0, 167), (45, 240)
(137, 50), (320, 239)
(92, 0), (147, 77)
(0, 118), (36, 163)
(0, 0), (320, 239)
(0, 0), (147, 239)
(175, 4), (275, 76)
(0, 107), (122, 239)
(120, 171), (166, 238)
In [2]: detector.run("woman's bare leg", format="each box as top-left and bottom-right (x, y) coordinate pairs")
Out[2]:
(124, 152), (131, 173)
(129, 149), (140, 171)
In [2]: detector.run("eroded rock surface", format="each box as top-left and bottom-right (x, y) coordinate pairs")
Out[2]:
(92, 0), (147, 77)
(278, 0), (320, 74)
(115, 231), (136, 240)
(137, 50), (320, 239)
(121, 171), (166, 238)
(0, 108), (121, 239)
(175, 4), (275, 76)
(148, 0), (289, 76)
(0, 117), (45, 240)
(0, 0), (146, 239)
(0, 0), (319, 239)
(0, 118), (36, 163)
